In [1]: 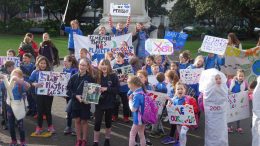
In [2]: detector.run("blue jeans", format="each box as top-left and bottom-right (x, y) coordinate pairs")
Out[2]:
(7, 105), (25, 142)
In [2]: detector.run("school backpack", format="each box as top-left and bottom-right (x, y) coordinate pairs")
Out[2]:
(138, 91), (158, 124)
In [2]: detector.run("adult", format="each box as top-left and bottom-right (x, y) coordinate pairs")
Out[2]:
(227, 32), (242, 50)
(18, 36), (36, 62)
(39, 33), (60, 68)
(61, 19), (83, 55)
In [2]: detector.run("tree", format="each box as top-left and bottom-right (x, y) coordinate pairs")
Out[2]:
(147, 0), (172, 17)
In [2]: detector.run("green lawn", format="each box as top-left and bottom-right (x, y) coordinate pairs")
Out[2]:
(0, 34), (257, 58)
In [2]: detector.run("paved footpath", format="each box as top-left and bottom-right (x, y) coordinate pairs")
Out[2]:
(0, 63), (253, 146)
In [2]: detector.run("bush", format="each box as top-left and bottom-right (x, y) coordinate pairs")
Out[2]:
(38, 20), (60, 36)
(80, 23), (95, 35)
(6, 18), (35, 34)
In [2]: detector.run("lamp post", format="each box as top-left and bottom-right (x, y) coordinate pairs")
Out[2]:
(40, 5), (45, 21)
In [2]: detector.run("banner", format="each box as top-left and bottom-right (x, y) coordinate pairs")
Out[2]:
(221, 47), (260, 84)
(37, 71), (71, 96)
(0, 56), (20, 67)
(227, 91), (250, 123)
(180, 68), (204, 84)
(113, 65), (133, 85)
(167, 105), (197, 125)
(145, 39), (174, 55)
(164, 31), (188, 50)
(82, 82), (101, 104)
(147, 91), (167, 115)
(200, 35), (228, 55)
(110, 3), (131, 16)
(74, 33), (133, 62)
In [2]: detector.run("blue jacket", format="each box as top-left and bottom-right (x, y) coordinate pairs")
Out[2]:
(172, 96), (186, 105)
(177, 62), (190, 70)
(64, 27), (83, 49)
(29, 70), (40, 94)
(20, 63), (35, 82)
(143, 65), (152, 75)
(63, 67), (78, 76)
(131, 88), (145, 125)
(111, 27), (128, 36)
(155, 82), (167, 93)
(204, 54), (225, 70)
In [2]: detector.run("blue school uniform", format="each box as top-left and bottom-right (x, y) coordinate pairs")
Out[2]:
(204, 54), (225, 70)
(29, 70), (40, 94)
(111, 27), (128, 36)
(172, 96), (186, 106)
(143, 65), (152, 75)
(177, 62), (190, 70)
(64, 27), (83, 50)
(131, 88), (145, 125)
(20, 63), (35, 82)
(63, 67), (78, 76)
(155, 82), (167, 93)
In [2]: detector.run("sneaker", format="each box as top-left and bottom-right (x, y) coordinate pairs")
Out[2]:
(104, 139), (110, 146)
(75, 140), (82, 146)
(64, 127), (72, 135)
(93, 142), (98, 146)
(81, 140), (87, 146)
(9, 140), (17, 146)
(26, 110), (32, 116)
(43, 115), (46, 120)
(173, 141), (180, 146)
(34, 126), (43, 135)
(163, 117), (169, 122)
(33, 114), (38, 119)
(161, 136), (175, 145)
(112, 116), (118, 122)
(20, 141), (27, 146)
(149, 132), (161, 138)
(71, 128), (76, 136)
(123, 116), (130, 123)
(146, 139), (153, 146)
(48, 125), (56, 134)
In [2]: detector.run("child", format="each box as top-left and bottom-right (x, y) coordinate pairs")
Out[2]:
(39, 33), (60, 68)
(199, 69), (229, 146)
(227, 32), (242, 50)
(127, 76), (146, 146)
(18, 36), (36, 61)
(227, 69), (248, 133)
(98, 26), (109, 36)
(0, 69), (30, 146)
(169, 82), (199, 146)
(154, 55), (165, 72)
(63, 55), (78, 135)
(105, 52), (116, 68)
(204, 53), (225, 70)
(109, 14), (131, 36)
(177, 50), (191, 70)
(154, 72), (167, 93)
(66, 58), (95, 146)
(61, 19), (83, 55)
(252, 76), (260, 146)
(142, 56), (154, 75)
(7, 49), (16, 57)
(25, 33), (39, 57)
(20, 53), (36, 117)
(79, 48), (92, 62)
(93, 59), (119, 146)
(29, 56), (55, 134)
(151, 64), (160, 76)
(112, 52), (131, 122)
(129, 56), (142, 75)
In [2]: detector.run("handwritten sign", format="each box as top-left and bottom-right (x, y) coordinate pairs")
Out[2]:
(226, 91), (250, 123)
(147, 91), (167, 115)
(148, 75), (158, 86)
(164, 31), (188, 50)
(82, 82), (101, 104)
(180, 68), (204, 84)
(145, 39), (174, 55)
(0, 56), (20, 67)
(74, 33), (133, 62)
(37, 71), (71, 96)
(110, 3), (131, 16)
(110, 46), (134, 60)
(200, 35), (228, 55)
(221, 47), (260, 84)
(113, 65), (133, 86)
(167, 105), (197, 125)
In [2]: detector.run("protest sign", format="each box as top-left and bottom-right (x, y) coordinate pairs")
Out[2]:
(82, 82), (101, 104)
(180, 68), (204, 84)
(226, 91), (250, 123)
(164, 31), (188, 50)
(148, 75), (158, 86)
(145, 39), (174, 55)
(74, 33), (133, 61)
(167, 105), (197, 125)
(113, 65), (133, 85)
(0, 56), (20, 67)
(200, 35), (228, 55)
(110, 3), (131, 16)
(221, 46), (260, 84)
(147, 91), (167, 115)
(37, 71), (71, 96)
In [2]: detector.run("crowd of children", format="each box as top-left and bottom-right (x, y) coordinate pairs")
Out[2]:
(0, 17), (259, 146)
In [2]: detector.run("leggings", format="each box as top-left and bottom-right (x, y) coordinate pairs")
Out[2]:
(129, 124), (145, 146)
(94, 108), (112, 131)
(66, 98), (72, 128)
(113, 92), (130, 117)
(36, 95), (53, 127)
(7, 105), (25, 142)
(170, 124), (177, 137)
(177, 125), (189, 146)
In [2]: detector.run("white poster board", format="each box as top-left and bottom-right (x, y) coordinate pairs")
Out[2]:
(0, 56), (20, 67)
(110, 3), (131, 16)
(145, 39), (174, 55)
(82, 82), (101, 104)
(113, 65), (133, 85)
(37, 71), (71, 96)
(167, 105), (197, 125)
(147, 91), (167, 115)
(180, 68), (204, 84)
(200, 35), (228, 55)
